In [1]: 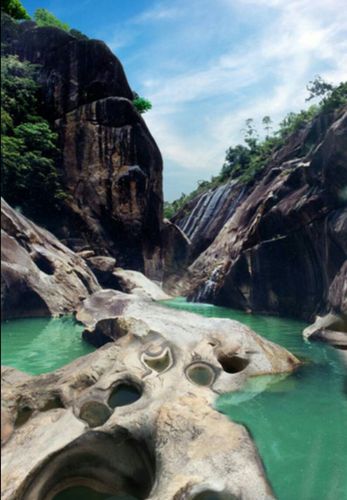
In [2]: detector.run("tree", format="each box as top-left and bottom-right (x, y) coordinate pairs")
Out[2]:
(1, 54), (66, 216)
(242, 118), (258, 150)
(34, 8), (70, 32)
(306, 76), (334, 101)
(1, 0), (30, 20)
(262, 115), (272, 138)
(133, 96), (152, 114)
(1, 55), (38, 125)
(220, 144), (251, 180)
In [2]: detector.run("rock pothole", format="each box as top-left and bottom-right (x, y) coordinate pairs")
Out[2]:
(217, 354), (249, 374)
(20, 431), (155, 500)
(108, 382), (142, 408)
(79, 401), (112, 428)
(185, 362), (216, 387)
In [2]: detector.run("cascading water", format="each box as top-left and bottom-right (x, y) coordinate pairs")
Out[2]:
(193, 265), (224, 302)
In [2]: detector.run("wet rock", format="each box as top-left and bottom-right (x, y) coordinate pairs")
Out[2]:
(2, 291), (300, 498)
(161, 219), (191, 291)
(328, 261), (347, 315)
(1, 198), (100, 319)
(172, 181), (246, 261)
(304, 260), (346, 357)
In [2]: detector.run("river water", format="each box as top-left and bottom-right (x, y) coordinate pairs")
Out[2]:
(1, 298), (346, 500)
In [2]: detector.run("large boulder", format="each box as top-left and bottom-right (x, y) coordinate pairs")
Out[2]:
(2, 18), (164, 278)
(174, 108), (347, 320)
(111, 268), (170, 301)
(56, 97), (163, 276)
(77, 290), (299, 376)
(1, 198), (100, 319)
(1, 291), (300, 499)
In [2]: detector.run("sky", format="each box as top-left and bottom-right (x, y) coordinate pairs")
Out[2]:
(23, 0), (347, 200)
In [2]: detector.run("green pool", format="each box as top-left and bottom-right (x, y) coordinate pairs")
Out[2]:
(163, 298), (347, 500)
(1, 299), (346, 500)
(1, 316), (94, 375)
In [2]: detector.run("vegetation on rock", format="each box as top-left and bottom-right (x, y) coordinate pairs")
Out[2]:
(133, 92), (152, 114)
(34, 8), (70, 31)
(0, 54), (66, 217)
(1, 0), (29, 20)
(164, 77), (347, 218)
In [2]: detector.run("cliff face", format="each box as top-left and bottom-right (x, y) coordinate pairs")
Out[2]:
(173, 109), (347, 321)
(2, 18), (163, 278)
(1, 198), (100, 320)
(172, 182), (246, 261)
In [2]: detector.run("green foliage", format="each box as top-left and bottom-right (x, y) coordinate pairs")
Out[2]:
(164, 201), (176, 219)
(166, 76), (347, 217)
(133, 96), (152, 114)
(277, 105), (319, 140)
(1, 54), (66, 215)
(306, 76), (334, 101)
(1, 55), (38, 124)
(320, 81), (347, 112)
(1, 0), (30, 20)
(34, 8), (70, 31)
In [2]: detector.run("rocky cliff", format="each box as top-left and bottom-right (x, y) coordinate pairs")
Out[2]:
(172, 108), (347, 321)
(1, 198), (100, 319)
(2, 16), (163, 278)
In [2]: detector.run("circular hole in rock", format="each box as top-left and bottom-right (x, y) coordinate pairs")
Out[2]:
(108, 383), (142, 408)
(186, 363), (216, 387)
(53, 485), (138, 500)
(32, 253), (55, 275)
(142, 348), (172, 373)
(15, 406), (33, 427)
(79, 401), (112, 428)
(21, 430), (155, 500)
(193, 491), (237, 500)
(218, 354), (249, 374)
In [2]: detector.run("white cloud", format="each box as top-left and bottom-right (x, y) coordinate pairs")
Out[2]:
(103, 0), (347, 199)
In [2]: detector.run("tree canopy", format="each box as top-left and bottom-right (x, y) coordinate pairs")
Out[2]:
(133, 94), (152, 114)
(34, 8), (70, 31)
(1, 55), (66, 217)
(1, 0), (30, 20)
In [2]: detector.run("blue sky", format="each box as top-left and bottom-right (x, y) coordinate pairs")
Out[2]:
(23, 0), (347, 200)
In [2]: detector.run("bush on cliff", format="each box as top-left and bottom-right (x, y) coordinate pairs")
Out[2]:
(1, 54), (66, 216)
(165, 77), (347, 217)
(1, 0), (29, 20)
(133, 92), (152, 114)
(34, 8), (70, 32)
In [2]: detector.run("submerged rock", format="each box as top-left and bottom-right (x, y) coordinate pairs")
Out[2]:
(2, 292), (300, 498)
(1, 198), (100, 319)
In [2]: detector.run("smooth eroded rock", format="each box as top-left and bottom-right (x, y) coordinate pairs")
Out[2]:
(1, 198), (100, 319)
(2, 288), (300, 499)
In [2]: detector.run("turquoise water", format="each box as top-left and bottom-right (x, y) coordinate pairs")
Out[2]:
(1, 316), (94, 375)
(163, 298), (347, 500)
(1, 301), (346, 499)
